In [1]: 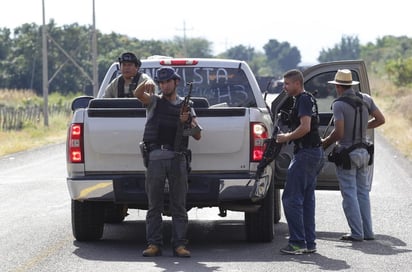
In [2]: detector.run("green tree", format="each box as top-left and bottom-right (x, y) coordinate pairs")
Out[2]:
(263, 39), (301, 77)
(318, 35), (360, 62)
(361, 35), (412, 75)
(385, 57), (412, 86)
(0, 27), (13, 88)
(3, 23), (42, 91)
(223, 45), (255, 62)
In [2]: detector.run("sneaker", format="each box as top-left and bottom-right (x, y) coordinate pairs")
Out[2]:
(142, 245), (162, 257)
(340, 234), (363, 242)
(280, 244), (306, 255)
(173, 246), (191, 257)
(304, 248), (317, 254)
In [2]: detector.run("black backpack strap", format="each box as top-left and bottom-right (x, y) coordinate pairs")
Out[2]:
(333, 94), (365, 145)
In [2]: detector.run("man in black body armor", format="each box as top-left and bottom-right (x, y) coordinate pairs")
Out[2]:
(134, 67), (201, 258)
(103, 52), (155, 98)
(276, 69), (324, 255)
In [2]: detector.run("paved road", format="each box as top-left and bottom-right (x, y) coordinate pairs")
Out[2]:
(1, 133), (411, 272)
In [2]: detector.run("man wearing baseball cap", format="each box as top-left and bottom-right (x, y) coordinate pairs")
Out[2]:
(322, 69), (385, 242)
(103, 52), (155, 98)
(134, 67), (201, 258)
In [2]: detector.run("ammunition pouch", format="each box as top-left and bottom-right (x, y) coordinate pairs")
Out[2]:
(328, 146), (351, 169)
(328, 142), (374, 169)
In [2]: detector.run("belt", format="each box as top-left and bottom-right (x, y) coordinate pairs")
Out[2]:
(148, 143), (174, 151)
(294, 142), (321, 153)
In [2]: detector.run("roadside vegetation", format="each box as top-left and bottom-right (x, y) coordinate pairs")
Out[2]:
(0, 76), (411, 160)
(0, 89), (78, 156)
(1, 23), (411, 159)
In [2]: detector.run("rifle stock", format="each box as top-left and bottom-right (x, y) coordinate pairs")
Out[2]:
(250, 115), (283, 201)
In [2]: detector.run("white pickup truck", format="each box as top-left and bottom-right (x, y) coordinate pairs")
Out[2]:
(66, 58), (373, 243)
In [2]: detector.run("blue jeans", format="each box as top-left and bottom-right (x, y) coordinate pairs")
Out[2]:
(282, 147), (324, 249)
(145, 154), (189, 248)
(336, 148), (374, 239)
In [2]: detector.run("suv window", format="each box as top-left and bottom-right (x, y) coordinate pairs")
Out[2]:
(141, 67), (257, 107)
(304, 71), (361, 113)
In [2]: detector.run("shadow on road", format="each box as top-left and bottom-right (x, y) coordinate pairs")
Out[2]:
(72, 219), (410, 272)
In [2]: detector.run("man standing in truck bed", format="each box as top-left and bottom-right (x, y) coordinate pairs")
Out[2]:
(103, 52), (154, 98)
(134, 67), (201, 258)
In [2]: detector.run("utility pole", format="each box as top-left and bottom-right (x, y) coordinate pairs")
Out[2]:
(177, 21), (192, 57)
(92, 0), (98, 97)
(42, 0), (49, 126)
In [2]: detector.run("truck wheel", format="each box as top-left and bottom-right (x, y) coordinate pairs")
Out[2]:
(72, 200), (105, 241)
(104, 204), (128, 223)
(274, 188), (281, 223)
(245, 180), (274, 242)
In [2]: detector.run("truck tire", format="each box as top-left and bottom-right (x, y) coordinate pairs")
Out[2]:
(104, 204), (128, 223)
(72, 200), (105, 241)
(245, 180), (274, 242)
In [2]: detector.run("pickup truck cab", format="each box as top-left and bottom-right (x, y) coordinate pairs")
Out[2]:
(67, 58), (372, 243)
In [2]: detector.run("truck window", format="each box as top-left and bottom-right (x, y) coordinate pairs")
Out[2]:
(304, 71), (361, 113)
(141, 67), (257, 107)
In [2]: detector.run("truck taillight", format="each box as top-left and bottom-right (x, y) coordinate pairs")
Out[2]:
(160, 59), (199, 65)
(251, 122), (269, 162)
(68, 123), (84, 163)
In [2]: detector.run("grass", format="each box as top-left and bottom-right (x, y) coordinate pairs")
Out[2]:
(369, 74), (412, 160)
(0, 89), (75, 156)
(0, 76), (411, 160)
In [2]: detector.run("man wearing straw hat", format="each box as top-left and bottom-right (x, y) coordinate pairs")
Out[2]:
(322, 69), (385, 242)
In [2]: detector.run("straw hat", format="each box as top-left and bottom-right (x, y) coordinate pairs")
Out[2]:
(328, 69), (359, 85)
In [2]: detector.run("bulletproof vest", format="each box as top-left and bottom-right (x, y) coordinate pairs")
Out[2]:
(117, 72), (141, 97)
(289, 91), (321, 148)
(142, 97), (189, 149)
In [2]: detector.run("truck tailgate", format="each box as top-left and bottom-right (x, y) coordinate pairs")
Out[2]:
(83, 107), (251, 173)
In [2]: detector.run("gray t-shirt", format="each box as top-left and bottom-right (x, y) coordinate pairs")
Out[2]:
(103, 73), (153, 98)
(332, 89), (378, 148)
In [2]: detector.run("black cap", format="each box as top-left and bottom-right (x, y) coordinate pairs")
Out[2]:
(118, 52), (141, 67)
(155, 67), (181, 82)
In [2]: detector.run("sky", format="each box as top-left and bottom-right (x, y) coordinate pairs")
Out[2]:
(1, 0), (411, 64)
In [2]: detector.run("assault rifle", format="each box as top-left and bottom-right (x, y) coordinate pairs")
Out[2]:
(255, 126), (282, 179)
(173, 82), (196, 172)
(250, 116), (283, 201)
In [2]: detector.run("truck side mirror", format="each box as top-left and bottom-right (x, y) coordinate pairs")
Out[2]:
(71, 96), (94, 111)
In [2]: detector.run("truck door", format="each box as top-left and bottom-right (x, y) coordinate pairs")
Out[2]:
(272, 60), (372, 190)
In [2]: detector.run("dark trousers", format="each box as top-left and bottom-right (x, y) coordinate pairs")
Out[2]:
(145, 154), (189, 248)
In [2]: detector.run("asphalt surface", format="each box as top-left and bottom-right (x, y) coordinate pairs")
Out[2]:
(1, 133), (411, 272)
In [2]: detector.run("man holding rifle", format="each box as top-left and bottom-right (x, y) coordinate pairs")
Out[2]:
(134, 67), (201, 258)
(276, 69), (324, 255)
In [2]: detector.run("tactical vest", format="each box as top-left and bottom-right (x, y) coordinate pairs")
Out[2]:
(142, 97), (189, 149)
(289, 91), (321, 149)
(330, 92), (374, 167)
(117, 72), (141, 97)
(333, 92), (370, 144)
